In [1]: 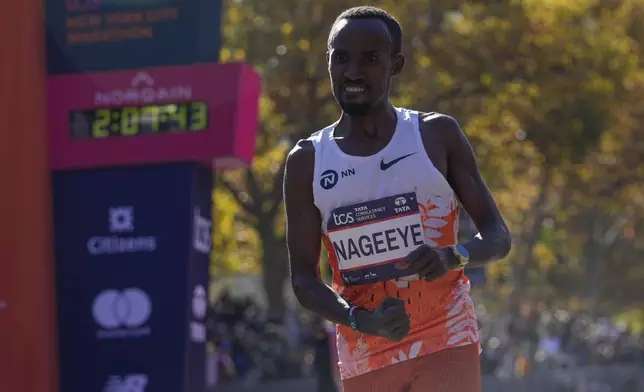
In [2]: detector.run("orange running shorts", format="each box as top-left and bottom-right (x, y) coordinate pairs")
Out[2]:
(341, 343), (481, 392)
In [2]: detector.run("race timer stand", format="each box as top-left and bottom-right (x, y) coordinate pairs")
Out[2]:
(49, 1), (259, 392)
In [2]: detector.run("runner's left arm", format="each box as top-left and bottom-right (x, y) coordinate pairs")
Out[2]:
(439, 115), (512, 267)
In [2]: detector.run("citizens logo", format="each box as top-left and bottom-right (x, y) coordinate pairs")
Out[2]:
(87, 206), (157, 256)
(92, 288), (152, 339)
(109, 206), (134, 232)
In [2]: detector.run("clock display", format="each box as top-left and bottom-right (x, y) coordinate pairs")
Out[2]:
(69, 101), (208, 139)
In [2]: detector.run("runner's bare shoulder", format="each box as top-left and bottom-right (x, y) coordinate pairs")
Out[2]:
(417, 111), (472, 158)
(418, 111), (462, 138)
(284, 139), (315, 192)
(284, 138), (322, 268)
(289, 138), (316, 157)
(286, 139), (315, 172)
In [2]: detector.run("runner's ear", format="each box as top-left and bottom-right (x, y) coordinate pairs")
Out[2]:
(391, 53), (404, 76)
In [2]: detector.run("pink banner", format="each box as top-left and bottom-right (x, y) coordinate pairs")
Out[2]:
(48, 63), (261, 170)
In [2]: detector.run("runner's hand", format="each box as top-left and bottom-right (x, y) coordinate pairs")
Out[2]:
(396, 244), (451, 282)
(357, 297), (410, 341)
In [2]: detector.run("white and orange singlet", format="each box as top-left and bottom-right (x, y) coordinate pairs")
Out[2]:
(309, 107), (479, 380)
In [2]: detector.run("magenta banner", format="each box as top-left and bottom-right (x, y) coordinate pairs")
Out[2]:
(48, 62), (261, 170)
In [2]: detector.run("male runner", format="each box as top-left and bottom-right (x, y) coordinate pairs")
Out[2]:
(283, 6), (511, 392)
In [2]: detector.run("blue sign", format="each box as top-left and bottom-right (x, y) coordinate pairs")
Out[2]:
(45, 0), (222, 74)
(184, 166), (212, 392)
(52, 163), (211, 392)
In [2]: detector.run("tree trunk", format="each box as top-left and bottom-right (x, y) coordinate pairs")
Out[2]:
(257, 221), (289, 320)
(509, 163), (553, 313)
(506, 164), (553, 376)
(585, 215), (627, 317)
(584, 237), (604, 318)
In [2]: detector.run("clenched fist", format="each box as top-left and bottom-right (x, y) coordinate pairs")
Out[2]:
(355, 296), (411, 342)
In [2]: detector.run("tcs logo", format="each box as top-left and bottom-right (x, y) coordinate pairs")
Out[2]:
(332, 212), (354, 226)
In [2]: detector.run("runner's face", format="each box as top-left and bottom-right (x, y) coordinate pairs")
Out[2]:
(327, 18), (400, 116)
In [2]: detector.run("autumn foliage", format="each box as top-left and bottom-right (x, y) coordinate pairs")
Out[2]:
(212, 0), (644, 323)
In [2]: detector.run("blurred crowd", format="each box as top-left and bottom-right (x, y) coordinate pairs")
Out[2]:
(206, 291), (643, 391)
(206, 290), (338, 391)
(479, 302), (644, 388)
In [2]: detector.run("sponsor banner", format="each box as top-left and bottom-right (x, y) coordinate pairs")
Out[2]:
(52, 163), (209, 392)
(327, 193), (424, 285)
(47, 63), (261, 171)
(45, 0), (222, 74)
(184, 166), (211, 392)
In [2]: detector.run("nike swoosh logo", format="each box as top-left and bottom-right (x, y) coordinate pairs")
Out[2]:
(380, 153), (416, 170)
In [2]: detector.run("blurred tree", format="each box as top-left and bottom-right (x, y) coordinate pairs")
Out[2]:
(213, 0), (644, 319)
(555, 99), (644, 314)
(210, 180), (261, 276)
(425, 0), (644, 316)
(214, 1), (351, 317)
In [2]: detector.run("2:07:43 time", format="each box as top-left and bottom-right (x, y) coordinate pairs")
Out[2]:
(91, 102), (208, 137)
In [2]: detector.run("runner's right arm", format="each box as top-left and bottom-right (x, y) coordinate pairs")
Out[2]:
(283, 140), (354, 326)
(284, 140), (410, 341)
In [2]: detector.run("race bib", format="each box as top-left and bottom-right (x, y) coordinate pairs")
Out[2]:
(327, 192), (424, 286)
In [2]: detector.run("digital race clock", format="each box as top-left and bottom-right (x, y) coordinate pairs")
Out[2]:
(48, 63), (261, 170)
(69, 101), (208, 139)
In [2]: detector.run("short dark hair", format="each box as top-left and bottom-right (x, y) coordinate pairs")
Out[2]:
(329, 6), (402, 56)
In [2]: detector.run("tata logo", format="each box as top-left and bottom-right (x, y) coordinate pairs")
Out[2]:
(320, 168), (355, 190)
(332, 212), (354, 226)
(394, 205), (412, 213)
(394, 197), (407, 207)
(394, 196), (412, 213)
